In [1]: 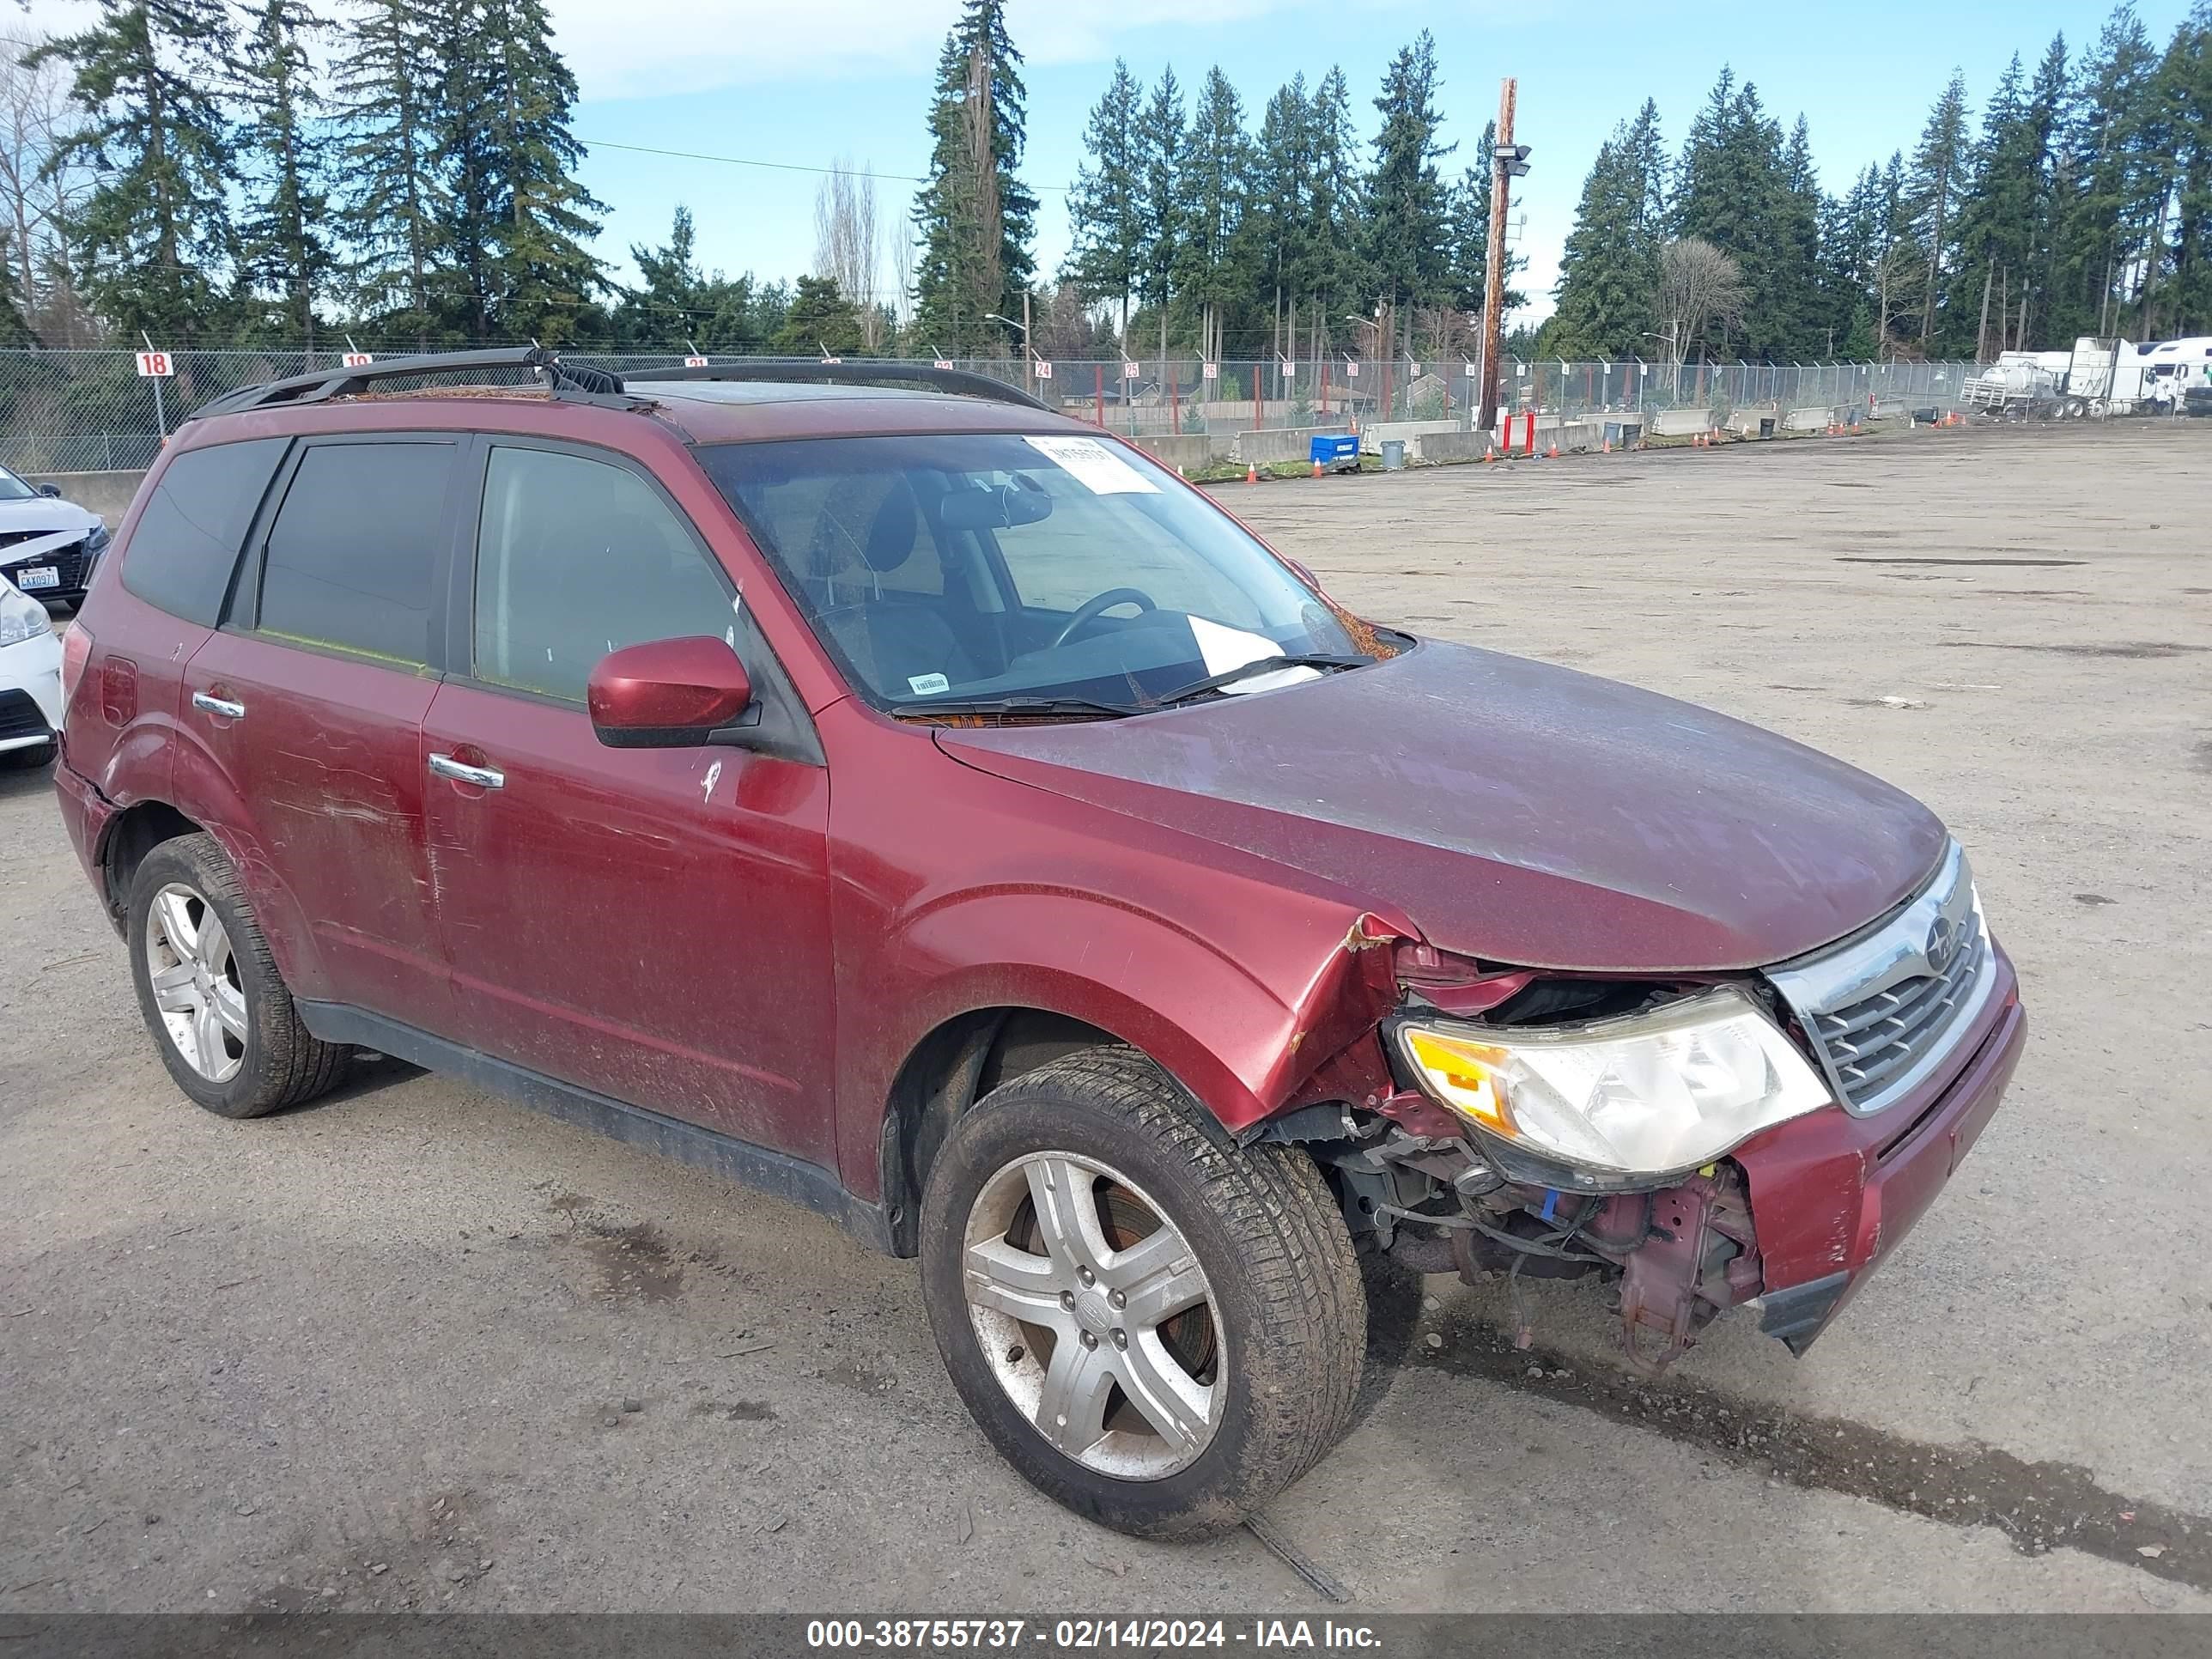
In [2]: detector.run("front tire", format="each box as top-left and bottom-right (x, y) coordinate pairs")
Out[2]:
(919, 1049), (1364, 1539)
(126, 832), (349, 1119)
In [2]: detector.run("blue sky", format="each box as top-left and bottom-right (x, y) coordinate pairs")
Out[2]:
(554, 0), (2191, 331)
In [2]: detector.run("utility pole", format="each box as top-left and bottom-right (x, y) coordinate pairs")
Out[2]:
(1477, 78), (1528, 440)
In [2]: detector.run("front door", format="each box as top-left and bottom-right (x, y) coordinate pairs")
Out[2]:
(421, 438), (838, 1164)
(182, 434), (461, 1035)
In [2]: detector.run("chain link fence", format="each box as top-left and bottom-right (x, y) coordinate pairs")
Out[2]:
(0, 348), (1984, 474)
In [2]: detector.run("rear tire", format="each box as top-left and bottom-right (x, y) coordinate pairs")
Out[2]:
(125, 832), (349, 1119)
(3, 738), (55, 769)
(919, 1048), (1364, 1539)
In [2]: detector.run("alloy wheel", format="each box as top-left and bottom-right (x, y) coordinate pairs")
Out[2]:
(961, 1151), (1222, 1480)
(144, 881), (247, 1083)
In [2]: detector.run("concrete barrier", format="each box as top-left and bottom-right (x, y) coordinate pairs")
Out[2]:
(1869, 396), (1905, 422)
(1417, 430), (1488, 463)
(1648, 408), (1714, 438)
(1233, 428), (1352, 467)
(1130, 434), (1225, 472)
(1359, 419), (1460, 455)
(24, 468), (146, 526)
(1783, 404), (1843, 432)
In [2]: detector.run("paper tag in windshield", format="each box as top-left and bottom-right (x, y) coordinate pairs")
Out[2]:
(908, 672), (950, 696)
(1023, 435), (1158, 495)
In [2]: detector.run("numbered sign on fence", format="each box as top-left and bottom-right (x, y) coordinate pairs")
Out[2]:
(137, 350), (173, 378)
(341, 351), (374, 368)
(1034, 361), (1052, 380)
(1121, 361), (1140, 380)
(1346, 362), (1359, 378)
(1407, 361), (1420, 376)
(933, 358), (954, 370)
(684, 355), (709, 368)
(1463, 361), (1479, 377)
(1201, 362), (1218, 381)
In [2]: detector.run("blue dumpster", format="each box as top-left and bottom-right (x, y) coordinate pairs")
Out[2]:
(1309, 433), (1360, 473)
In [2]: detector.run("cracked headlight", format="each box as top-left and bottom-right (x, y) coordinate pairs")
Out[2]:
(1395, 988), (1832, 1180)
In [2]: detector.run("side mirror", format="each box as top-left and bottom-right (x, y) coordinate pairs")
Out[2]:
(587, 635), (753, 749)
(35, 483), (60, 498)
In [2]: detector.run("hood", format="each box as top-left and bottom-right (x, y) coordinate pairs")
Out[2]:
(937, 638), (1947, 974)
(0, 495), (101, 538)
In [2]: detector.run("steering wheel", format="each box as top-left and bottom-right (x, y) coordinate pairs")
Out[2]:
(1052, 586), (1157, 647)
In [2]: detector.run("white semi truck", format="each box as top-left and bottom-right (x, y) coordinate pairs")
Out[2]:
(1964, 336), (2212, 418)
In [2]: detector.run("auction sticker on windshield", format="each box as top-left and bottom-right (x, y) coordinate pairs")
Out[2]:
(1023, 435), (1159, 495)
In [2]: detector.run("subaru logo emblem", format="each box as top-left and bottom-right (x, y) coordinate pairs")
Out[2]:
(1924, 914), (1959, 974)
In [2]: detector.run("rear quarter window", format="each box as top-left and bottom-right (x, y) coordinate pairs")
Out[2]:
(118, 438), (289, 626)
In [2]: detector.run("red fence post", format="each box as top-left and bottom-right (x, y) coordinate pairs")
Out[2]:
(1321, 358), (1330, 416)
(1094, 362), (1104, 427)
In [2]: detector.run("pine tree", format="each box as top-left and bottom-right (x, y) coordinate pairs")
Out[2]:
(1949, 55), (2045, 355)
(910, 0), (1036, 355)
(1545, 106), (1666, 359)
(2166, 5), (2212, 334)
(473, 0), (606, 343)
(773, 274), (865, 355)
(1905, 69), (1972, 347)
(1674, 70), (1798, 356)
(331, 0), (447, 340)
(29, 0), (238, 343)
(1362, 31), (1454, 355)
(1249, 75), (1315, 362)
(1132, 67), (1183, 361)
(1305, 65), (1364, 348)
(1065, 59), (1144, 337)
(1173, 67), (1248, 363)
(2051, 6), (2163, 340)
(236, 0), (331, 347)
(1819, 162), (1884, 355)
(611, 206), (773, 350)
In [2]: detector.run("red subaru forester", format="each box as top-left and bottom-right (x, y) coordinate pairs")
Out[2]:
(54, 351), (2026, 1538)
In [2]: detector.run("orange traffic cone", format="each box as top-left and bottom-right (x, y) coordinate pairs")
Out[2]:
(1710, 427), (1721, 446)
(1246, 463), (1258, 483)
(1602, 434), (1612, 453)
(1547, 441), (1559, 459)
(1312, 458), (1322, 478)
(1483, 441), (1496, 462)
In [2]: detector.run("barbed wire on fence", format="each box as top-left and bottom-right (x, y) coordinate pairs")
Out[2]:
(0, 348), (1985, 473)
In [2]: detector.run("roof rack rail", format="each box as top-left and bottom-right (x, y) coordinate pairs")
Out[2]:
(627, 358), (1051, 411)
(185, 347), (641, 423)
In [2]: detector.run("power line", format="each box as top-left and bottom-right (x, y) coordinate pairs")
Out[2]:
(580, 136), (1079, 195)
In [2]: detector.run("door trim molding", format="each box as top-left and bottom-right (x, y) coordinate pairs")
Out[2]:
(296, 1000), (896, 1255)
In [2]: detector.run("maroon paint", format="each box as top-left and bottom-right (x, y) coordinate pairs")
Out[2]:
(587, 635), (753, 735)
(54, 383), (2024, 1346)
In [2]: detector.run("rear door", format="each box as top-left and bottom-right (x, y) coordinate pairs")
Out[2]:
(181, 434), (462, 1034)
(420, 437), (837, 1163)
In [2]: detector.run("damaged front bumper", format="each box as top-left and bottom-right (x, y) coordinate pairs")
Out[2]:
(1358, 944), (2025, 1370)
(1740, 957), (2025, 1354)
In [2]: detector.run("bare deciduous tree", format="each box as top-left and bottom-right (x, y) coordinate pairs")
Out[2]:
(813, 156), (883, 350)
(1654, 236), (1746, 365)
(0, 30), (96, 343)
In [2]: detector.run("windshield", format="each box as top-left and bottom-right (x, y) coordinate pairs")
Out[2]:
(694, 434), (1364, 715)
(0, 467), (34, 502)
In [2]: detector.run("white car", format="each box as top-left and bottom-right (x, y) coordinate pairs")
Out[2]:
(0, 465), (108, 605)
(0, 574), (63, 766)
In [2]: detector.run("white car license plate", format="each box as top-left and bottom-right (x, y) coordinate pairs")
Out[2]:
(15, 565), (58, 591)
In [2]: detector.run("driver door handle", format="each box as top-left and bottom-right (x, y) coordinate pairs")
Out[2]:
(191, 691), (246, 720)
(428, 752), (505, 790)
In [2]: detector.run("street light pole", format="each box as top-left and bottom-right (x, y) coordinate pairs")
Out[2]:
(1477, 77), (1518, 440)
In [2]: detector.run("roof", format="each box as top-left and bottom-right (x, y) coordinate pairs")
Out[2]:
(183, 349), (1081, 446)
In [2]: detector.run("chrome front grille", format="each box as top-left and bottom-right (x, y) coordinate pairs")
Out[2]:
(1765, 841), (1995, 1116)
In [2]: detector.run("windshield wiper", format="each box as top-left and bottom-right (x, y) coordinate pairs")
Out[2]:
(1149, 653), (1370, 709)
(894, 694), (1138, 721)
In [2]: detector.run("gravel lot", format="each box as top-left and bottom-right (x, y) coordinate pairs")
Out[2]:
(3, 422), (2208, 1614)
